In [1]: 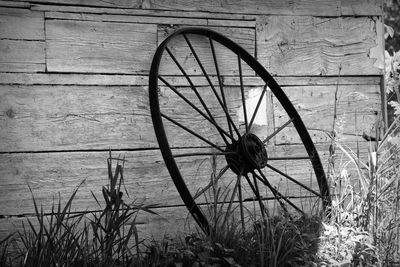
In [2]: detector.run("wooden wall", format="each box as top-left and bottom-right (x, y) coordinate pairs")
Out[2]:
(0, 0), (384, 241)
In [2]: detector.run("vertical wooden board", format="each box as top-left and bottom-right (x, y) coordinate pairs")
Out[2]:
(272, 85), (381, 145)
(46, 20), (157, 74)
(157, 25), (255, 76)
(0, 40), (45, 72)
(256, 16), (381, 76)
(0, 7), (44, 40)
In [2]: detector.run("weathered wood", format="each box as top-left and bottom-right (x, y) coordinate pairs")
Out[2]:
(0, 7), (45, 72)
(31, 3), (256, 20)
(0, 7), (44, 40)
(14, 0), (143, 8)
(0, 205), (197, 253)
(150, 0), (342, 16)
(157, 25), (255, 76)
(0, 40), (45, 72)
(0, 1), (30, 8)
(10, 0), (383, 15)
(44, 11), (255, 28)
(0, 142), (366, 216)
(0, 84), (269, 151)
(0, 85), (156, 151)
(0, 73), (149, 86)
(341, 0), (382, 16)
(256, 16), (381, 76)
(45, 11), (208, 26)
(274, 85), (381, 145)
(0, 83), (380, 152)
(46, 20), (157, 74)
(0, 73), (381, 86)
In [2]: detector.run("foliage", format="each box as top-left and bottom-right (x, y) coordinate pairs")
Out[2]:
(3, 152), (158, 266)
(384, 0), (400, 54)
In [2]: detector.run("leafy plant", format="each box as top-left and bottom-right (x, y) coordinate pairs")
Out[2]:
(14, 152), (158, 267)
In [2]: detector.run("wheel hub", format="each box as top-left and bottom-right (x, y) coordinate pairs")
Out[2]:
(225, 133), (268, 175)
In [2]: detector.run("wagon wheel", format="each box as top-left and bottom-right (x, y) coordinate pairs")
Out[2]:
(149, 27), (331, 234)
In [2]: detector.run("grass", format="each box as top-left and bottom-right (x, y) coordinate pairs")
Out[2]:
(2, 121), (400, 266)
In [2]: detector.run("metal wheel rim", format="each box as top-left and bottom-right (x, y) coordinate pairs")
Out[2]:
(149, 27), (331, 234)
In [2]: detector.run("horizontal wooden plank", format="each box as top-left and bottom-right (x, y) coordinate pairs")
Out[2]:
(0, 7), (44, 40)
(12, 0), (383, 15)
(0, 84), (271, 151)
(13, 0), (342, 16)
(0, 40), (45, 72)
(256, 16), (382, 76)
(0, 142), (367, 216)
(46, 20), (157, 74)
(20, 0), (143, 8)
(0, 194), (328, 245)
(273, 85), (381, 145)
(340, 0), (382, 16)
(0, 85), (157, 151)
(0, 82), (381, 152)
(0, 205), (197, 253)
(0, 1), (30, 8)
(0, 73), (382, 86)
(157, 25), (255, 76)
(32, 3), (256, 20)
(150, 0), (342, 16)
(45, 11), (255, 28)
(45, 11), (208, 26)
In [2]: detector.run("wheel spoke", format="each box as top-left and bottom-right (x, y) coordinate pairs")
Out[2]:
(173, 152), (236, 158)
(237, 175), (246, 230)
(221, 169), (242, 229)
(254, 170), (299, 214)
(159, 76), (234, 143)
(265, 163), (322, 198)
(183, 33), (241, 139)
(238, 54), (248, 132)
(193, 165), (229, 200)
(165, 47), (229, 145)
(248, 83), (268, 132)
(243, 174), (267, 220)
(263, 117), (294, 144)
(161, 113), (224, 152)
(209, 37), (234, 139)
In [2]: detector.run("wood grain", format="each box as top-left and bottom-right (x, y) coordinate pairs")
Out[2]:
(157, 25), (255, 76)
(341, 0), (382, 16)
(46, 20), (157, 74)
(0, 7), (44, 40)
(0, 1), (30, 8)
(0, 40), (45, 72)
(274, 85), (381, 145)
(44, 11), (255, 28)
(256, 16), (381, 76)
(13, 0), (383, 15)
(0, 84), (269, 151)
(0, 83), (380, 152)
(0, 73), (381, 86)
(0, 143), (366, 216)
(0, 7), (45, 72)
(0, 205), (197, 253)
(32, 4), (256, 20)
